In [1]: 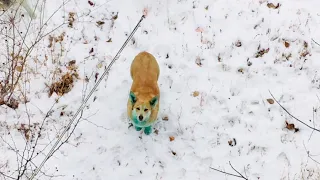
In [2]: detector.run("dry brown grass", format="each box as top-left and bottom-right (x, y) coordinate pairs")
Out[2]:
(48, 60), (79, 97)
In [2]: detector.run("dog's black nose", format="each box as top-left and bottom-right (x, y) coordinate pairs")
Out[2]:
(138, 115), (143, 121)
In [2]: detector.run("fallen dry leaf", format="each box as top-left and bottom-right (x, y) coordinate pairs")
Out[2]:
(285, 121), (299, 132)
(267, 3), (280, 9)
(195, 27), (204, 33)
(68, 12), (76, 28)
(284, 41), (290, 48)
(96, 21), (105, 26)
(48, 72), (79, 97)
(169, 136), (175, 141)
(7, 98), (19, 109)
(112, 13), (118, 20)
(88, 0), (94, 6)
(154, 129), (159, 135)
(95, 73), (99, 83)
(16, 66), (23, 72)
(96, 62), (103, 69)
(266, 98), (274, 104)
(228, 138), (237, 146)
(300, 51), (309, 58)
(68, 60), (76, 66)
(171, 151), (177, 156)
(143, 7), (149, 16)
(162, 116), (169, 121)
(235, 40), (242, 47)
(238, 68), (244, 74)
(255, 48), (269, 58)
(66, 60), (77, 71)
(192, 91), (200, 97)
(195, 57), (203, 67)
(106, 38), (112, 42)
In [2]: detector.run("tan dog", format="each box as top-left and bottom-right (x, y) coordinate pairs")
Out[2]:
(127, 51), (160, 135)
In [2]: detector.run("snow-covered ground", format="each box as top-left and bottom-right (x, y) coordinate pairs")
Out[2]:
(1, 0), (320, 179)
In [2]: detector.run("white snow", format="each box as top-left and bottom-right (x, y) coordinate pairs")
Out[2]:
(1, 0), (320, 179)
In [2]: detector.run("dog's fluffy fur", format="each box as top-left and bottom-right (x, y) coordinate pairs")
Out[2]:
(127, 51), (160, 135)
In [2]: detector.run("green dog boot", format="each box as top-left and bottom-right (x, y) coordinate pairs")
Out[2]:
(135, 126), (142, 131)
(144, 126), (152, 135)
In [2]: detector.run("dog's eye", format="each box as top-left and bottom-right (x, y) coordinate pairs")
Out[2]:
(137, 108), (140, 110)
(144, 109), (148, 112)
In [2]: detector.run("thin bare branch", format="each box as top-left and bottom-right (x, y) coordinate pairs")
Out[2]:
(210, 161), (248, 180)
(269, 90), (320, 133)
(312, 38), (320, 47)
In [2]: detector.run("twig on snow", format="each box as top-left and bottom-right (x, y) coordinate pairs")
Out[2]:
(303, 141), (320, 165)
(311, 39), (320, 47)
(210, 161), (248, 180)
(308, 107), (316, 141)
(269, 90), (320, 133)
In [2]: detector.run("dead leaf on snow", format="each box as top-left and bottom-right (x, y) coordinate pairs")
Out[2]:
(192, 91), (200, 97)
(154, 129), (159, 135)
(238, 68), (244, 74)
(285, 121), (299, 132)
(266, 98), (274, 104)
(16, 66), (23, 72)
(235, 40), (242, 47)
(195, 27), (204, 33)
(48, 72), (79, 97)
(228, 138), (237, 146)
(284, 41), (290, 48)
(68, 12), (76, 28)
(171, 150), (177, 156)
(143, 7), (149, 17)
(169, 136), (175, 141)
(6, 98), (19, 109)
(66, 60), (77, 71)
(195, 57), (203, 67)
(89, 48), (94, 54)
(96, 21), (105, 26)
(112, 13), (118, 20)
(267, 3), (280, 9)
(255, 48), (269, 58)
(106, 38), (112, 42)
(162, 116), (169, 121)
(88, 0), (94, 6)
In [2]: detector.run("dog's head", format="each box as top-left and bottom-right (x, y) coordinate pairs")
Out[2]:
(129, 91), (159, 126)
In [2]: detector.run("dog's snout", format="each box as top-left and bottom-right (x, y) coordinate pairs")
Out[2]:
(138, 115), (143, 121)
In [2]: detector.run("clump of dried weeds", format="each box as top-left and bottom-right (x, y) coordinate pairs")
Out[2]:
(48, 60), (79, 97)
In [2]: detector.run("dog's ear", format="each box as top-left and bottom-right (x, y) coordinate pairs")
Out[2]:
(149, 95), (159, 108)
(129, 91), (137, 104)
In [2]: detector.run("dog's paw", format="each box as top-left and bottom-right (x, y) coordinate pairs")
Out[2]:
(135, 126), (142, 131)
(144, 126), (152, 135)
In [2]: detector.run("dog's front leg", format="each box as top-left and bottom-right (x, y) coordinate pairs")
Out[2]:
(135, 126), (142, 131)
(144, 126), (152, 135)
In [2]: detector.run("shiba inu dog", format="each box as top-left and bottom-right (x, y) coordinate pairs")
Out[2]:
(127, 51), (160, 135)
